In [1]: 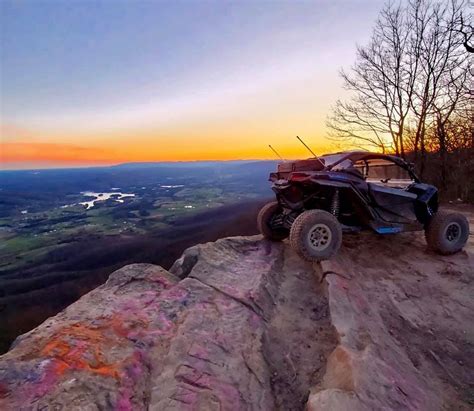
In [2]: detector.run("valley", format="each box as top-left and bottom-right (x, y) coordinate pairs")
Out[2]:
(0, 161), (277, 352)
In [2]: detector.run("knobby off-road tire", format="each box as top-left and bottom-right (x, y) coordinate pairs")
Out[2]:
(290, 209), (342, 262)
(425, 210), (469, 255)
(257, 201), (289, 241)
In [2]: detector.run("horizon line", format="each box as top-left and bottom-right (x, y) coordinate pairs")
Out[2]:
(0, 158), (284, 172)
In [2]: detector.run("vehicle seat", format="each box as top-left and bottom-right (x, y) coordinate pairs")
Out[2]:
(343, 166), (365, 179)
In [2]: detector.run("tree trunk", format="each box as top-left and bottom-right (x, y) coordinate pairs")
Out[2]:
(437, 116), (448, 190)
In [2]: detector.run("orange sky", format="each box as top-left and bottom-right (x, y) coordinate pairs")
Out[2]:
(0, 69), (349, 168)
(0, 123), (342, 168)
(0, 72), (348, 167)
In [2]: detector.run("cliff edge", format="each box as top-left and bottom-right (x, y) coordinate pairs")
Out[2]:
(0, 208), (473, 410)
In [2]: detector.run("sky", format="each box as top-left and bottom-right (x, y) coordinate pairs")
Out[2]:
(0, 0), (382, 169)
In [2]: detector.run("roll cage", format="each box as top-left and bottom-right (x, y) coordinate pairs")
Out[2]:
(321, 151), (420, 183)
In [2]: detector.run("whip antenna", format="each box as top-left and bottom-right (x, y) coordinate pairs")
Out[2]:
(296, 135), (317, 157)
(268, 144), (283, 160)
(296, 136), (325, 167)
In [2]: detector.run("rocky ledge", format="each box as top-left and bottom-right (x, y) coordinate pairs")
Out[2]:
(0, 216), (473, 410)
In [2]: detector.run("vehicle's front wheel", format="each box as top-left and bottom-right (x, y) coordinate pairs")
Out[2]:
(425, 210), (469, 255)
(257, 201), (289, 241)
(290, 209), (342, 262)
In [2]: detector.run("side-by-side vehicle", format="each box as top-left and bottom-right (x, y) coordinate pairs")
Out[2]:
(258, 151), (470, 261)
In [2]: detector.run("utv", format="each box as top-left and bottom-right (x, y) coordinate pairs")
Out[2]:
(258, 151), (470, 262)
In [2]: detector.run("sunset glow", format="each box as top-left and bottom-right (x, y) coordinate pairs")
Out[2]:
(0, 0), (382, 169)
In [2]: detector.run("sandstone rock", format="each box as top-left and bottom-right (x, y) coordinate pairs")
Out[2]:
(306, 388), (367, 411)
(321, 345), (355, 392)
(0, 236), (337, 410)
(310, 221), (474, 410)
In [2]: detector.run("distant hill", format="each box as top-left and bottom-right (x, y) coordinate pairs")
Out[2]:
(113, 160), (277, 169)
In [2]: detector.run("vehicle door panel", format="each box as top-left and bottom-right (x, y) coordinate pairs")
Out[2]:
(369, 183), (418, 223)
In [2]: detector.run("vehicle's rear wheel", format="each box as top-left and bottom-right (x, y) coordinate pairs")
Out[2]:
(257, 201), (289, 241)
(425, 210), (469, 255)
(290, 209), (342, 262)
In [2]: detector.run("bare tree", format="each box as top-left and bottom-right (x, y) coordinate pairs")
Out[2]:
(454, 12), (474, 52)
(408, 0), (470, 176)
(327, 2), (416, 157)
(328, 0), (471, 171)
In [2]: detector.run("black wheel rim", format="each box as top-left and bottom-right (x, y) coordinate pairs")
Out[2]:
(445, 222), (461, 242)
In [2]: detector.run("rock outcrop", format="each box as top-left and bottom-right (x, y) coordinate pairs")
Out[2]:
(0, 237), (337, 410)
(1, 207), (473, 410)
(308, 216), (474, 410)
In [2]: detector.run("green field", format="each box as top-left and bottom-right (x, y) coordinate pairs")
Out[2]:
(0, 181), (255, 275)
